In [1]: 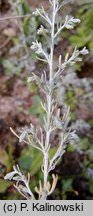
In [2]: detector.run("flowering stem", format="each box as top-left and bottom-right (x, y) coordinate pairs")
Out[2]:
(42, 0), (56, 200)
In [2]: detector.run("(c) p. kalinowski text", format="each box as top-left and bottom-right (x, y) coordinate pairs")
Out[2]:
(32, 202), (84, 212)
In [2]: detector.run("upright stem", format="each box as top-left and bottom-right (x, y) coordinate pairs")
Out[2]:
(42, 0), (56, 200)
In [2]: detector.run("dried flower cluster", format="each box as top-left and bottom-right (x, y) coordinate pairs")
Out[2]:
(4, 0), (89, 200)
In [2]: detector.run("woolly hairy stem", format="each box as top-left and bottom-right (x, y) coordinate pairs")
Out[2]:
(42, 0), (56, 200)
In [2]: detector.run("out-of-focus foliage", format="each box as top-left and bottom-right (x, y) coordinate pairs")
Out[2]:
(3, 0), (39, 75)
(18, 146), (56, 176)
(29, 95), (45, 123)
(0, 179), (12, 193)
(70, 4), (93, 50)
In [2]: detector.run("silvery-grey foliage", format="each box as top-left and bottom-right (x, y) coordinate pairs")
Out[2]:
(4, 165), (35, 199)
(4, 0), (89, 200)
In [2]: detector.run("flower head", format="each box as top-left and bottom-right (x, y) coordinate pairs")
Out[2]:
(79, 47), (89, 55)
(30, 41), (43, 55)
(65, 16), (81, 29)
(37, 25), (48, 35)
